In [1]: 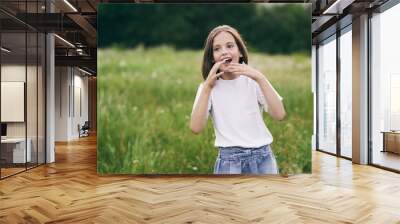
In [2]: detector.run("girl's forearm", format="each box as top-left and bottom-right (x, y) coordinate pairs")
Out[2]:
(190, 85), (212, 134)
(255, 75), (286, 120)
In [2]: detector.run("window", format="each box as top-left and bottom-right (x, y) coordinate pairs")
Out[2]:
(370, 2), (400, 171)
(317, 35), (337, 154)
(339, 26), (352, 158)
(0, 1), (47, 179)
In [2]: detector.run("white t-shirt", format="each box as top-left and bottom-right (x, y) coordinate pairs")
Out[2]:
(192, 75), (283, 148)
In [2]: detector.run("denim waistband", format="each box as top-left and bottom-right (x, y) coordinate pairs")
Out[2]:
(218, 145), (270, 158)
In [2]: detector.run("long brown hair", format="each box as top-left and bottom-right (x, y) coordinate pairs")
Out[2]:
(201, 25), (249, 80)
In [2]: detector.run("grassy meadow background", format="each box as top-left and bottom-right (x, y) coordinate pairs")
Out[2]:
(98, 46), (312, 175)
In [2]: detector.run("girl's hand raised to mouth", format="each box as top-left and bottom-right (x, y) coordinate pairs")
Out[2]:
(224, 62), (264, 82)
(204, 60), (226, 89)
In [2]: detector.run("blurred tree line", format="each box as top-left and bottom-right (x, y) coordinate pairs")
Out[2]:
(98, 4), (311, 54)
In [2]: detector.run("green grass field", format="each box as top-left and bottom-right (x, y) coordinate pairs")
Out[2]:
(98, 46), (312, 175)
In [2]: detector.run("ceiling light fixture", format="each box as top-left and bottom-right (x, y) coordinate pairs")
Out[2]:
(76, 48), (85, 55)
(63, 0), (78, 12)
(1, 47), (11, 53)
(54, 34), (75, 48)
(322, 0), (354, 15)
(78, 67), (93, 76)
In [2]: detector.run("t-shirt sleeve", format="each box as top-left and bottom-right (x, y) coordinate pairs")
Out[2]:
(255, 81), (283, 113)
(192, 83), (212, 117)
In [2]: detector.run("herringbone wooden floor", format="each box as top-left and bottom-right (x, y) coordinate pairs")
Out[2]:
(1, 135), (400, 224)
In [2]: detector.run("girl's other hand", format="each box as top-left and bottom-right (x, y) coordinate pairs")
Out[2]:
(204, 60), (225, 89)
(225, 63), (263, 81)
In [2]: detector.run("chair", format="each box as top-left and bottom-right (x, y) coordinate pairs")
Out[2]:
(79, 121), (90, 138)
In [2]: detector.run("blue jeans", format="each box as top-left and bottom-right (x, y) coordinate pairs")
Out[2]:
(214, 145), (279, 175)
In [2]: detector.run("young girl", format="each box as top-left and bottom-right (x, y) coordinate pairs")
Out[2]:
(190, 25), (286, 175)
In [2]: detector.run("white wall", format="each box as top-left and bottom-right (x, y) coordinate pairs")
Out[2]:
(2, 63), (46, 164)
(1, 65), (26, 81)
(1, 65), (37, 137)
(55, 67), (69, 141)
(55, 67), (89, 141)
(1, 66), (26, 136)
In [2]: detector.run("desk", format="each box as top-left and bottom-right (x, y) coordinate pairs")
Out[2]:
(1, 138), (31, 163)
(381, 131), (400, 154)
